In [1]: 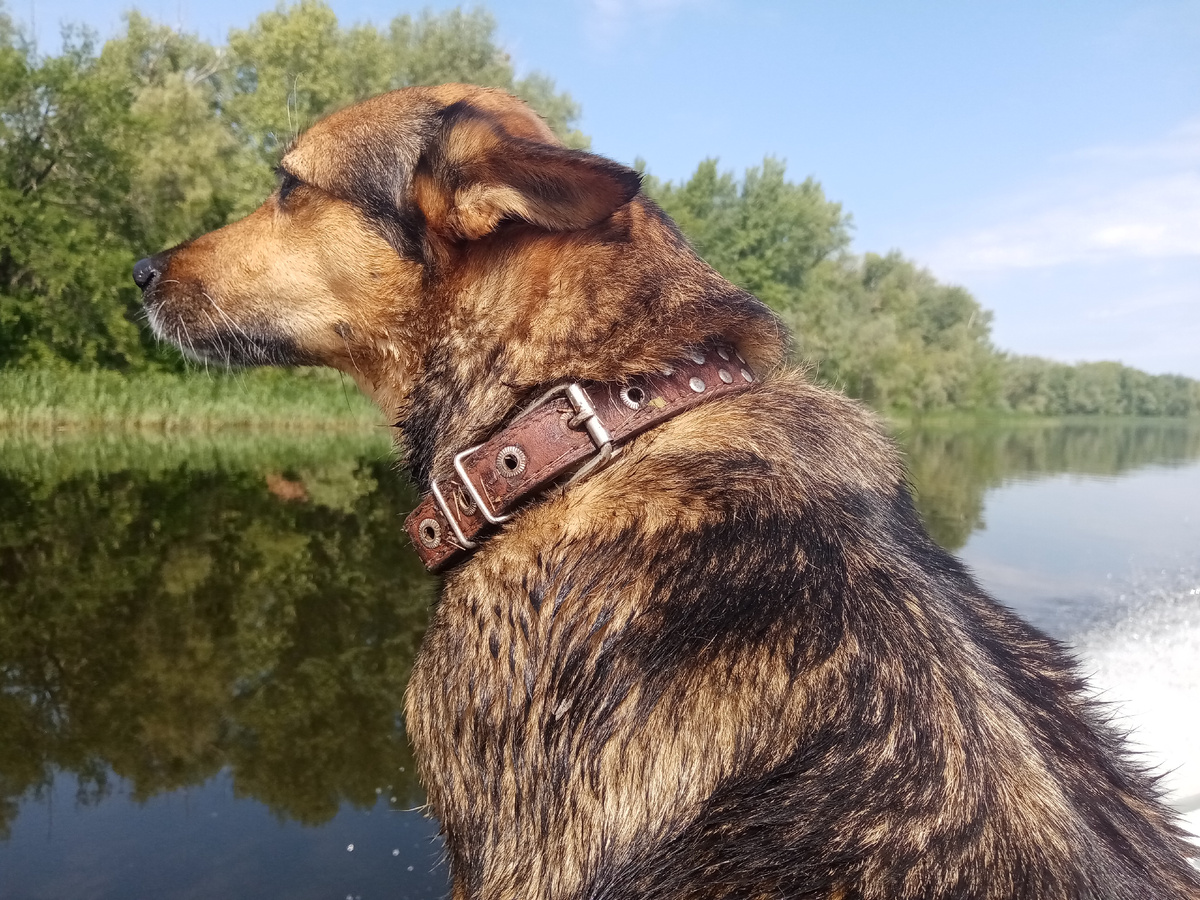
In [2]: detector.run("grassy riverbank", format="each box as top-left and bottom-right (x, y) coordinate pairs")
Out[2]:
(6, 368), (1198, 435)
(0, 429), (397, 480)
(0, 368), (382, 432)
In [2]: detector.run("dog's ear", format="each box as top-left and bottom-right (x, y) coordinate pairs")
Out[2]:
(416, 103), (642, 241)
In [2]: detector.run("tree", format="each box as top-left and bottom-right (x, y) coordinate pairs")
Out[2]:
(221, 3), (587, 167)
(101, 13), (267, 244)
(645, 161), (1000, 412)
(823, 253), (997, 412)
(999, 355), (1200, 417)
(0, 3), (587, 371)
(0, 17), (150, 368)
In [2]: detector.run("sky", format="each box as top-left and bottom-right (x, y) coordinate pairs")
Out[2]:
(17, 0), (1200, 377)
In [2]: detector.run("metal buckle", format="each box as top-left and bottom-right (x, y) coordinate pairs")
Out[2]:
(559, 383), (618, 485)
(514, 382), (611, 443)
(453, 443), (511, 525)
(428, 478), (479, 549)
(513, 382), (617, 484)
(443, 382), (619, 533)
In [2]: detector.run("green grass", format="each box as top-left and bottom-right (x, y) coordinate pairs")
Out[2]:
(0, 429), (398, 480)
(0, 367), (384, 432)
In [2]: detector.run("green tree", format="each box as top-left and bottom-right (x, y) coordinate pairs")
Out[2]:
(0, 17), (149, 368)
(221, 3), (587, 167)
(646, 157), (849, 308)
(0, 2), (586, 371)
(999, 355), (1200, 417)
(819, 252), (998, 412)
(387, 9), (586, 146)
(101, 13), (267, 244)
(646, 161), (999, 412)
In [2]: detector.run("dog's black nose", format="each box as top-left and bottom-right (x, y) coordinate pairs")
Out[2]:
(132, 256), (161, 291)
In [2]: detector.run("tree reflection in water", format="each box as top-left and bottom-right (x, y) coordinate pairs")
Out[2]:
(0, 433), (434, 839)
(899, 419), (1200, 551)
(1, 419), (1198, 842)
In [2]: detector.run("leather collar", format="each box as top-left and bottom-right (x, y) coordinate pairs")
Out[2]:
(404, 340), (758, 571)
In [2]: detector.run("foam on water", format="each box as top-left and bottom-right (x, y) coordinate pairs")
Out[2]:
(1070, 567), (1200, 841)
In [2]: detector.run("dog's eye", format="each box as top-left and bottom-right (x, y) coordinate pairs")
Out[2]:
(276, 169), (303, 205)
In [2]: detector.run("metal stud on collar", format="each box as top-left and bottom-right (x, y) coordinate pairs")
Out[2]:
(620, 385), (646, 409)
(417, 517), (442, 548)
(496, 445), (527, 478)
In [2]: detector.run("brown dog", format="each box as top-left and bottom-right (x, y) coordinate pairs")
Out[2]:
(134, 84), (1200, 900)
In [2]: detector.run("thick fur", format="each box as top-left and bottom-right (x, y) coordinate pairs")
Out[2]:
(137, 84), (1200, 900)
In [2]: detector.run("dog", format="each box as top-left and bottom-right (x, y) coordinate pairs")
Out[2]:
(134, 84), (1200, 900)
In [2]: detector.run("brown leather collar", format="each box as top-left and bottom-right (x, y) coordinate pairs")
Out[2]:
(404, 340), (758, 571)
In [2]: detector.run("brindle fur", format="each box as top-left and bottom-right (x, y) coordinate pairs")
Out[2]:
(137, 84), (1200, 900)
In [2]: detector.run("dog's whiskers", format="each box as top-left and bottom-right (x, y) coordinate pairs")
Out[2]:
(201, 310), (231, 370)
(177, 319), (203, 370)
(201, 291), (258, 365)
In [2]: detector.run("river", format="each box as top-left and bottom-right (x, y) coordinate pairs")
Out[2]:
(2, 418), (1198, 898)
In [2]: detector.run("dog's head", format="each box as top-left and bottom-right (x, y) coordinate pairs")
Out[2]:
(134, 85), (642, 385)
(136, 84), (785, 446)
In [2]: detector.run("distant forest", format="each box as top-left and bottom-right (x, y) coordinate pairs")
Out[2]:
(2, 2), (1197, 416)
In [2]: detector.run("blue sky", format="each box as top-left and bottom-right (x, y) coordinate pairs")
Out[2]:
(18, 0), (1200, 376)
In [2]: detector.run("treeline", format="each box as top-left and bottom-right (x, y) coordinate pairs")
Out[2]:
(2, 1), (1197, 416)
(644, 163), (1200, 416)
(999, 356), (1199, 417)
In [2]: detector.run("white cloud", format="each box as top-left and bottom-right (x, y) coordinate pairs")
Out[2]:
(926, 121), (1200, 277)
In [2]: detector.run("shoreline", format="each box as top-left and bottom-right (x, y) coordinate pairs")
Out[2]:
(4, 369), (1199, 433)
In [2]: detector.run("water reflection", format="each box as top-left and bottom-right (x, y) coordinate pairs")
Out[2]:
(898, 418), (1200, 549)
(0, 434), (434, 845)
(1, 419), (1198, 896)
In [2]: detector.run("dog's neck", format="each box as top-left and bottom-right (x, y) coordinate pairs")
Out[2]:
(404, 337), (757, 570)
(383, 200), (788, 487)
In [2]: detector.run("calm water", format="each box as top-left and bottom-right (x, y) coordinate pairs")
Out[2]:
(2, 419), (1198, 898)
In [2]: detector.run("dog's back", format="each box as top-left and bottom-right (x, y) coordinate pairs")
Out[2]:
(407, 370), (1200, 899)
